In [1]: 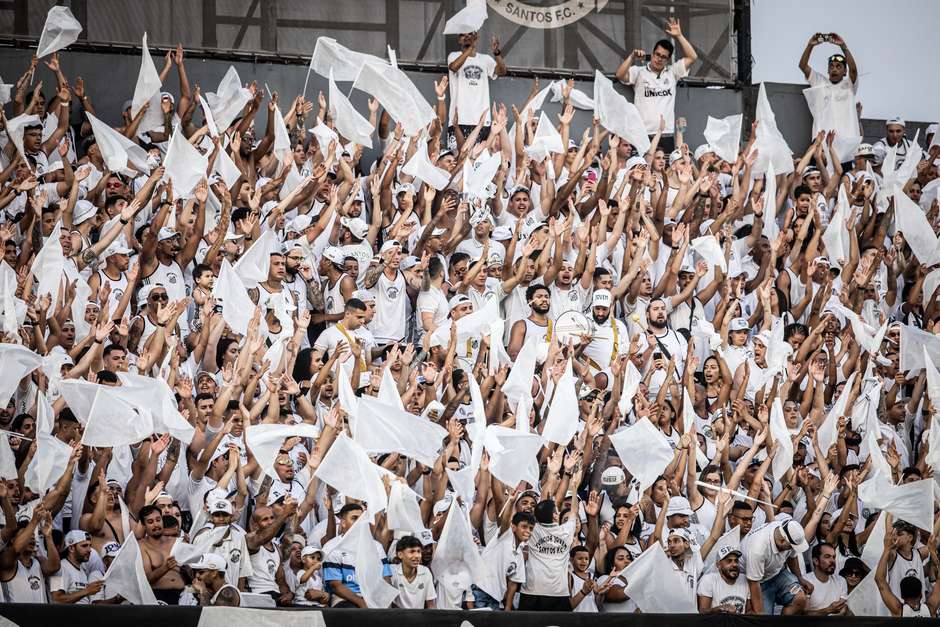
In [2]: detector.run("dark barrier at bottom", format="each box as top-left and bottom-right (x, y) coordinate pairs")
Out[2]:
(0, 604), (936, 627)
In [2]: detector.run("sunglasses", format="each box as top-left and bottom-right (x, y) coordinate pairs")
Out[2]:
(829, 55), (846, 64)
(150, 293), (169, 302)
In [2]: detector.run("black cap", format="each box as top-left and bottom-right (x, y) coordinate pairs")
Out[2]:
(838, 557), (869, 578)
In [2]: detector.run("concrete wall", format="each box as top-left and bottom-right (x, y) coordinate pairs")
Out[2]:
(1, 48), (799, 166)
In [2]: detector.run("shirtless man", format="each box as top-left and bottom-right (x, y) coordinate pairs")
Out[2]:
(79, 470), (127, 555)
(139, 504), (184, 605)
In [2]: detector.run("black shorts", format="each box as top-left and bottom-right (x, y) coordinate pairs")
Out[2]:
(154, 588), (183, 605)
(518, 593), (572, 612)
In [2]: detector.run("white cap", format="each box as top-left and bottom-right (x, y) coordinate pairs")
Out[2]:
(322, 246), (346, 265)
(352, 289), (375, 303)
(340, 216), (369, 240)
(491, 226), (513, 241)
(928, 123), (939, 136)
(102, 542), (122, 558)
(666, 496), (693, 517)
(400, 255), (420, 271)
(667, 527), (694, 543)
(693, 144), (716, 161)
(886, 116), (906, 128)
(729, 317), (749, 332)
(73, 200), (98, 225)
(753, 330), (772, 346)
(191, 553), (228, 572)
(393, 183), (414, 197)
(287, 214), (313, 234)
(591, 289), (613, 308)
(208, 499), (233, 515)
(433, 494), (453, 515)
(448, 294), (472, 311)
(64, 529), (91, 548)
(104, 243), (134, 258)
(601, 466), (625, 486)
(137, 283), (164, 302)
(379, 239), (401, 254)
(669, 149), (683, 165)
(855, 143), (875, 158)
(158, 227), (181, 242)
(781, 518), (809, 553)
(301, 545), (323, 558)
(625, 156), (647, 171)
(716, 545), (742, 561)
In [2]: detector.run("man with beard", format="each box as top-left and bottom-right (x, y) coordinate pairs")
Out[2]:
(363, 240), (423, 347)
(508, 284), (552, 360)
(283, 241), (318, 315)
(139, 193), (205, 334)
(546, 252), (595, 320)
(697, 546), (751, 613)
(313, 299), (371, 375)
(580, 290), (630, 390)
(50, 530), (103, 604)
(190, 554), (241, 607)
(0, 505), (59, 603)
(87, 244), (133, 314)
(317, 246), (357, 324)
(267, 454), (306, 505)
(139, 504), (184, 604)
(639, 297), (689, 376)
(246, 500), (298, 604)
(805, 542), (847, 615)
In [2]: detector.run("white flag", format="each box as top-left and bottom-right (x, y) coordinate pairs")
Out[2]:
(610, 418), (673, 491)
(104, 533), (158, 605)
(131, 33), (164, 135)
(36, 6), (82, 58)
(593, 70), (650, 153)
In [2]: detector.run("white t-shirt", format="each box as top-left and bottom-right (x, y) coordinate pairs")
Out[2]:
(195, 524), (255, 587)
(447, 52), (498, 127)
(806, 70), (858, 142)
(476, 531), (526, 604)
(741, 522), (795, 583)
(49, 559), (93, 604)
(696, 571), (749, 613)
(805, 571), (847, 612)
(391, 564), (437, 609)
(623, 61), (690, 134)
(523, 518), (576, 597)
(436, 568), (474, 610)
(417, 287), (450, 334)
(293, 568), (325, 606)
(313, 323), (370, 359)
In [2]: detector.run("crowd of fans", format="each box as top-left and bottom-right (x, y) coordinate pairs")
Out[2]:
(0, 6), (939, 618)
